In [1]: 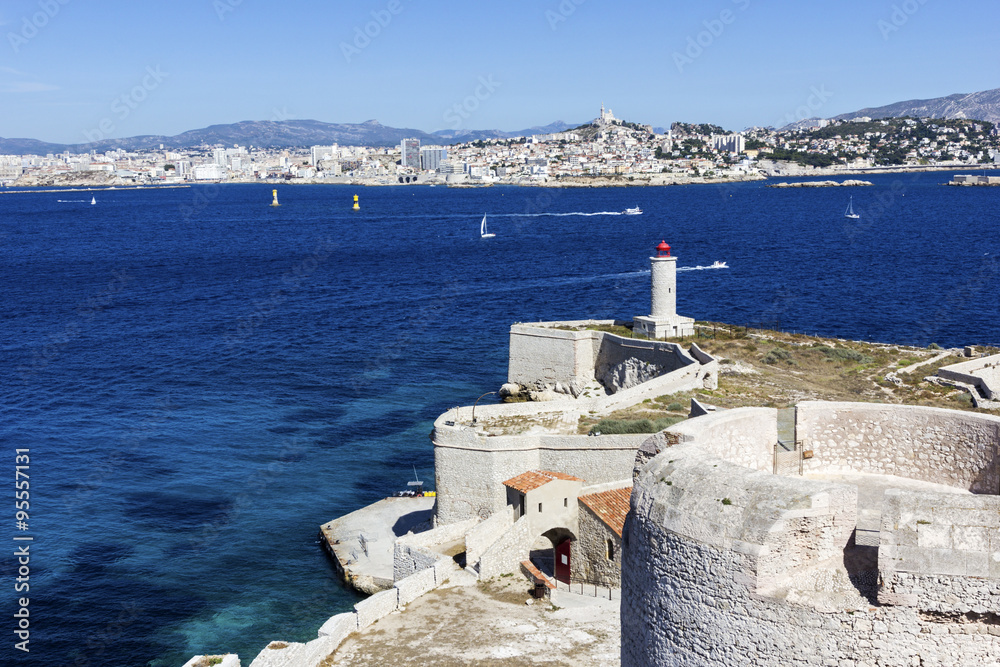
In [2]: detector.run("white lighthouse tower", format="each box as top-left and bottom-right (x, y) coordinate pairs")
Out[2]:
(633, 240), (695, 339)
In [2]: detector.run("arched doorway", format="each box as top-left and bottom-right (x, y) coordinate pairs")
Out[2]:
(529, 527), (575, 585)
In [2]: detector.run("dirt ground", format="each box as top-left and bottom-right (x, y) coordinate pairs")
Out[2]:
(322, 574), (621, 666)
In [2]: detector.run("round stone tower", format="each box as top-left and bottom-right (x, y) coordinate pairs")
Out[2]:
(634, 240), (694, 339)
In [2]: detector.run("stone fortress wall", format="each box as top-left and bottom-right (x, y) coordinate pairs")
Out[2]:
(506, 319), (714, 398)
(938, 352), (1000, 401)
(433, 320), (718, 525)
(623, 403), (1000, 667)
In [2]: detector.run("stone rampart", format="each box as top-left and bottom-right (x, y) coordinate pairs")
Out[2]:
(433, 424), (645, 524)
(506, 321), (716, 397)
(465, 509), (513, 566)
(394, 566), (437, 606)
(393, 541), (439, 582)
(354, 588), (398, 629)
(668, 406), (777, 471)
(508, 322), (599, 395)
(632, 439), (856, 593)
(939, 353), (1000, 400)
(478, 515), (533, 579)
(796, 401), (1000, 492)
(433, 337), (716, 527)
(879, 488), (1000, 610)
(622, 403), (1000, 667)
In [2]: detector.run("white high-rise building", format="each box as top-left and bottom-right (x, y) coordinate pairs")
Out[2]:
(400, 138), (420, 169)
(420, 146), (447, 171)
(310, 145), (337, 166)
(711, 134), (746, 154)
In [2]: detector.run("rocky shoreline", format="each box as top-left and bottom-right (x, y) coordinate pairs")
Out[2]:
(768, 179), (873, 188)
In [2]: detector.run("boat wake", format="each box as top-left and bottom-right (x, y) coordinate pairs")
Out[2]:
(499, 211), (624, 217)
(57, 200), (88, 203)
(678, 264), (729, 272)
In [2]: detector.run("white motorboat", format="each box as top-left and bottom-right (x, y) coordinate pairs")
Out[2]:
(623, 207), (642, 215)
(710, 261), (728, 269)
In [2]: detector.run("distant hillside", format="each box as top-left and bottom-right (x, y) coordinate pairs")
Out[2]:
(833, 87), (1000, 124)
(0, 119), (582, 155)
(432, 121), (576, 142)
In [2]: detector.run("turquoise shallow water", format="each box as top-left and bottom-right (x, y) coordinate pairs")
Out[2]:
(1, 175), (997, 666)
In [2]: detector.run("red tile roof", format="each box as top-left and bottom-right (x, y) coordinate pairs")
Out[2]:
(502, 470), (583, 493)
(579, 487), (632, 537)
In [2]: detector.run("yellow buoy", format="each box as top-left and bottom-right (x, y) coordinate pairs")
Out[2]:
(352, 194), (360, 211)
(270, 189), (280, 207)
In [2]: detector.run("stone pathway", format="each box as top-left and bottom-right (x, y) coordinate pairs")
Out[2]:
(322, 576), (621, 666)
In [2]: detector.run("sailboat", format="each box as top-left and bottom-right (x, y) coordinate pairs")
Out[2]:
(90, 195), (96, 205)
(480, 214), (495, 238)
(844, 196), (859, 219)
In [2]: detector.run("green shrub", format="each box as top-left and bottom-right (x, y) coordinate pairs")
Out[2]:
(820, 347), (873, 365)
(951, 392), (973, 406)
(589, 416), (684, 435)
(762, 347), (796, 365)
(928, 342), (942, 350)
(666, 402), (684, 412)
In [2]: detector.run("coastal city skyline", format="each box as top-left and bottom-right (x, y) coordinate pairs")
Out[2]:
(2, 1), (999, 144)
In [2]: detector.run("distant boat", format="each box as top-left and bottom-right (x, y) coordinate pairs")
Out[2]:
(844, 196), (859, 219)
(90, 196), (96, 205)
(480, 214), (495, 238)
(710, 261), (728, 269)
(624, 207), (642, 215)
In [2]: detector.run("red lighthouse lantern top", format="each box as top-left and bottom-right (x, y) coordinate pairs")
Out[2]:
(656, 240), (671, 257)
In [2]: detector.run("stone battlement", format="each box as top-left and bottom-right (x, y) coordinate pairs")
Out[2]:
(623, 403), (1000, 667)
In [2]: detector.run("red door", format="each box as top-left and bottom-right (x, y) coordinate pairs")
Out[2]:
(555, 539), (571, 584)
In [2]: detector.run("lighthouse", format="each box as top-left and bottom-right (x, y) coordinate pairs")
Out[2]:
(633, 240), (695, 339)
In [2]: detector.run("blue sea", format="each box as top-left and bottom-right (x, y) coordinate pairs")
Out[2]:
(2, 173), (998, 666)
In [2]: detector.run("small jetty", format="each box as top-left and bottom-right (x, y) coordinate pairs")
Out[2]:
(319, 496), (435, 594)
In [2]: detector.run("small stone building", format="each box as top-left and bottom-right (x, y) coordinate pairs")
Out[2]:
(575, 486), (631, 588)
(502, 470), (583, 583)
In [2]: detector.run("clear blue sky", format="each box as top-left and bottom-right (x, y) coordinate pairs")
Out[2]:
(1, 0), (998, 143)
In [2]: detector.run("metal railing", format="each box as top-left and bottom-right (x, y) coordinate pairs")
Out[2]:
(773, 440), (804, 476)
(554, 578), (618, 600)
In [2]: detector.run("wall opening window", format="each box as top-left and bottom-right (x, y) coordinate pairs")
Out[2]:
(606, 539), (615, 560)
(538, 502), (543, 513)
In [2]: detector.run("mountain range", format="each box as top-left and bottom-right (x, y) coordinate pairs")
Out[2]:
(3, 87), (998, 154)
(0, 119), (578, 155)
(780, 87), (1000, 130)
(831, 88), (1000, 124)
